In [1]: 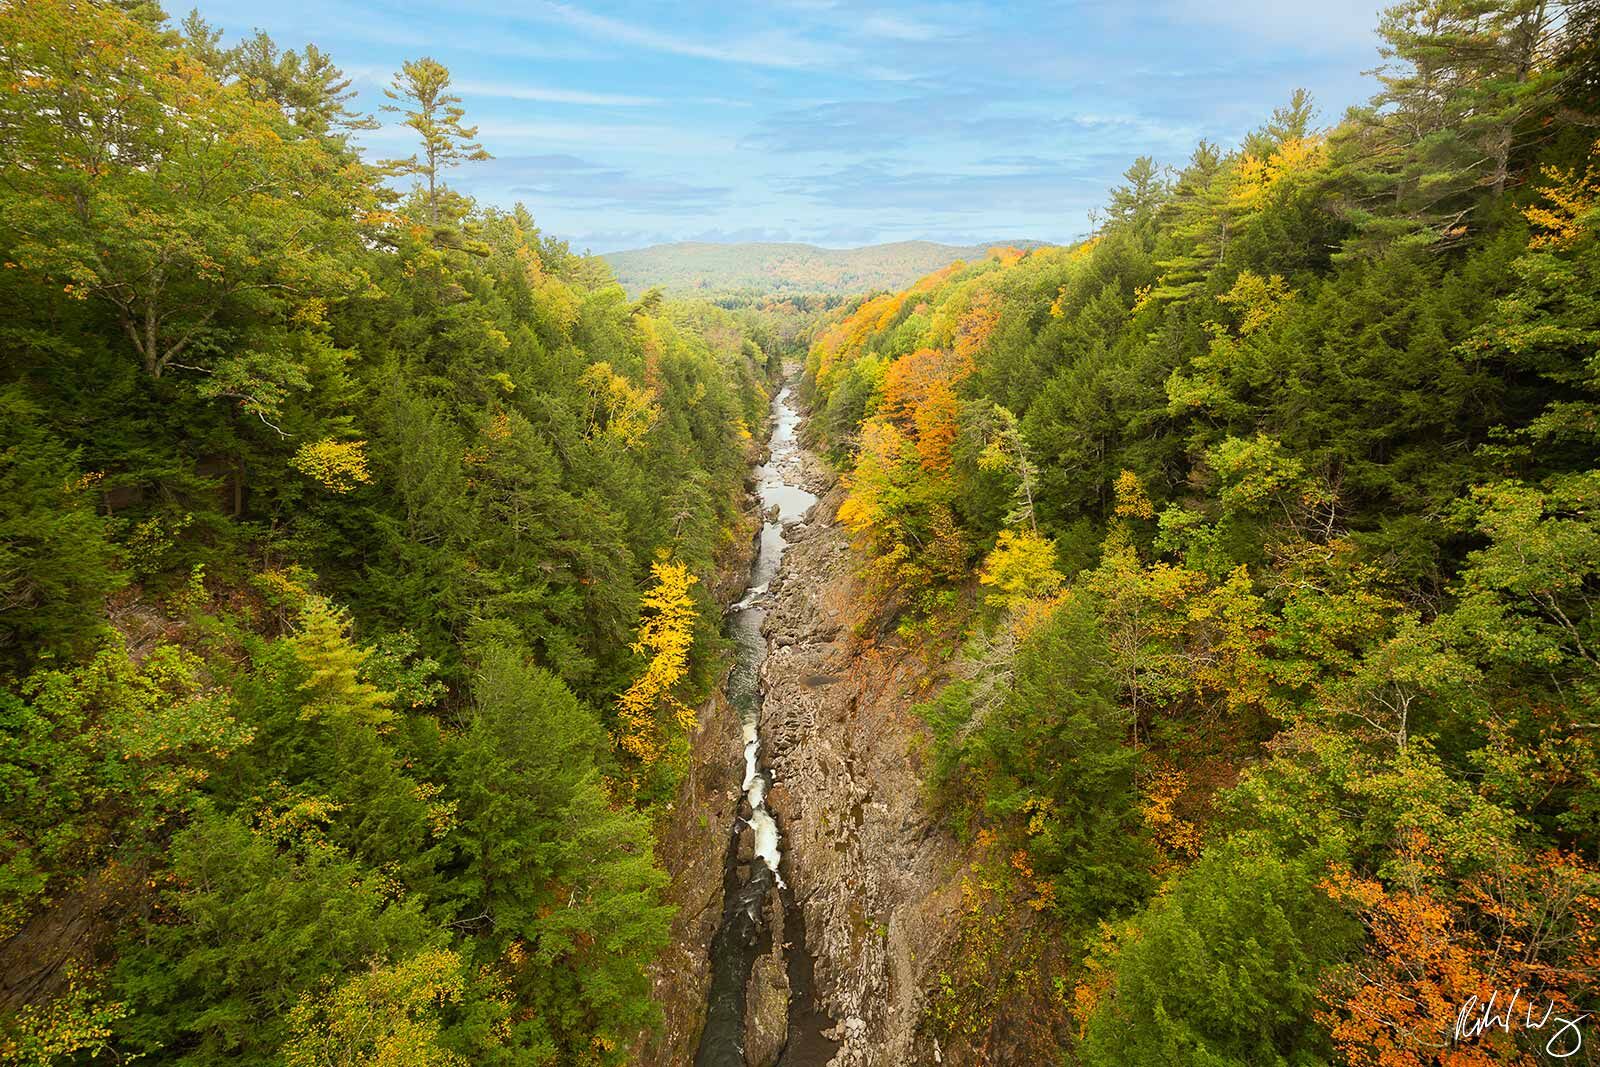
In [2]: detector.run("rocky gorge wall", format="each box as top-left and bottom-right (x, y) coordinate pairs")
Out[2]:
(757, 467), (971, 1066)
(637, 469), (762, 1066)
(647, 401), (1007, 1067)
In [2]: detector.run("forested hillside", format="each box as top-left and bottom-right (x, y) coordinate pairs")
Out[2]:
(6, 0), (1600, 1063)
(804, 5), (1600, 1062)
(602, 240), (1045, 299)
(0, 1), (773, 1062)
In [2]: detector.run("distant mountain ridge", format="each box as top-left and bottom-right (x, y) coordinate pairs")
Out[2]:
(602, 239), (1050, 297)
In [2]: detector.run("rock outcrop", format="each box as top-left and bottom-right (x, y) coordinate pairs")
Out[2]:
(743, 887), (790, 1067)
(637, 484), (763, 1064)
(756, 460), (969, 1066)
(641, 682), (749, 1064)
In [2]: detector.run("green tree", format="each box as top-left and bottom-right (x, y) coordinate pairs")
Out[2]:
(447, 646), (670, 1062)
(114, 811), (438, 1065)
(1150, 141), (1233, 301)
(383, 58), (491, 224)
(229, 32), (377, 147)
(922, 598), (1153, 922)
(1244, 87), (1318, 158)
(0, 644), (252, 936)
(0, 388), (121, 673)
(0, 0), (380, 427)
(1335, 0), (1569, 253)
(1104, 155), (1171, 236)
(1080, 837), (1361, 1067)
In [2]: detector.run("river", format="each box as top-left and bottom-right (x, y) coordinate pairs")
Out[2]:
(694, 382), (837, 1067)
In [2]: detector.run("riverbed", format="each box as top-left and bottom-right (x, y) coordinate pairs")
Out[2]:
(694, 382), (836, 1067)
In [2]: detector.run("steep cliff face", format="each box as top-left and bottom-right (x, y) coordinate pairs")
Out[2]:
(639, 489), (763, 1065)
(758, 469), (972, 1066)
(644, 681), (750, 1064)
(650, 412), (1040, 1067)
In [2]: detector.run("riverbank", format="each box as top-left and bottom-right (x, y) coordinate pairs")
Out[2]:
(757, 467), (972, 1066)
(651, 380), (990, 1066)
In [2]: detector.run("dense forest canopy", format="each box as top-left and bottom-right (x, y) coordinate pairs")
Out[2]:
(0, 0), (777, 1062)
(1, 0), (1599, 1063)
(802, 0), (1600, 1061)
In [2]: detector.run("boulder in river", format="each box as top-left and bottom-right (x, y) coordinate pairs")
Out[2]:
(743, 888), (790, 1067)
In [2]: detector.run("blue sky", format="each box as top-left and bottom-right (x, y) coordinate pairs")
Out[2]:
(190, 0), (1390, 252)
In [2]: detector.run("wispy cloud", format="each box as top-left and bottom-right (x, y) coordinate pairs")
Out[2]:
(859, 14), (945, 41)
(1159, 0), (1382, 48)
(745, 95), (987, 153)
(778, 157), (1109, 215)
(529, 1), (852, 70)
(200, 4), (602, 63)
(496, 153), (731, 214)
(455, 80), (661, 106)
(745, 95), (1196, 156)
(409, 119), (731, 155)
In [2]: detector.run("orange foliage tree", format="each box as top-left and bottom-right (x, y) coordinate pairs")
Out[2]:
(954, 289), (1002, 359)
(1320, 834), (1600, 1066)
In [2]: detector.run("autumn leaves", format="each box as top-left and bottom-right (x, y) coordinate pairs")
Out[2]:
(829, 259), (1034, 609)
(614, 558), (700, 789)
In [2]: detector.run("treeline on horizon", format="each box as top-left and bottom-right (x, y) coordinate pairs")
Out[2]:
(803, 0), (1600, 1062)
(0, 0), (782, 1063)
(603, 241), (1036, 301)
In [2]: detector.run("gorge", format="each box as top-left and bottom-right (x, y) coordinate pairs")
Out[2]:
(694, 382), (830, 1067)
(2, 2), (1598, 1065)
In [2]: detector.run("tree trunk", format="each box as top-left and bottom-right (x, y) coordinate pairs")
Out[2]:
(1490, 124), (1512, 198)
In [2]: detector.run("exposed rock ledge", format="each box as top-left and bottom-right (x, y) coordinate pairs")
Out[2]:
(756, 455), (968, 1067)
(646, 407), (974, 1066)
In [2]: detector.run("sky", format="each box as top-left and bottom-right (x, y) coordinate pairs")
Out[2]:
(189, 0), (1391, 253)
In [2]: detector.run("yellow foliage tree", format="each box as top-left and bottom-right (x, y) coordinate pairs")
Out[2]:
(615, 558), (699, 770)
(838, 420), (911, 544)
(290, 439), (372, 493)
(978, 528), (1064, 611)
(0, 967), (127, 1065)
(1113, 470), (1155, 520)
(293, 596), (395, 728)
(1232, 134), (1326, 211)
(1140, 766), (1202, 870)
(578, 361), (659, 450)
(284, 949), (469, 1067)
(1216, 270), (1294, 335)
(1524, 136), (1600, 248)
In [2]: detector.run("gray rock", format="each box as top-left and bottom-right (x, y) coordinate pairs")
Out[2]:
(744, 901), (790, 1067)
(753, 480), (973, 1066)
